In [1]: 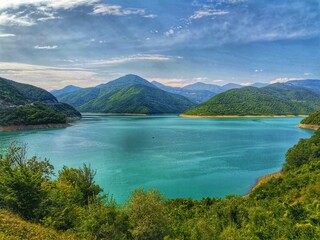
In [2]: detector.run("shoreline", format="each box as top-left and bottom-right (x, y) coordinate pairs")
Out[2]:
(298, 123), (320, 130)
(180, 114), (307, 119)
(0, 123), (70, 132)
(82, 112), (147, 116)
(247, 171), (282, 195)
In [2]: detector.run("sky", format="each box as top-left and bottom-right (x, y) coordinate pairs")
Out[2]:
(0, 0), (319, 90)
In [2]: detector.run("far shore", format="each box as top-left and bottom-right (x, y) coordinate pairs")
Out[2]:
(82, 112), (147, 116)
(180, 114), (307, 119)
(0, 123), (70, 132)
(298, 123), (320, 130)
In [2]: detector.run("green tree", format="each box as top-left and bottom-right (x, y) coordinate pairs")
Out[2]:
(0, 143), (54, 220)
(126, 189), (168, 240)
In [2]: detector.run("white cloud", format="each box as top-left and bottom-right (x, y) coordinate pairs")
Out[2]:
(212, 80), (225, 83)
(0, 33), (16, 37)
(0, 62), (101, 90)
(34, 45), (58, 50)
(304, 72), (312, 76)
(0, 12), (35, 26)
(240, 82), (252, 86)
(270, 77), (305, 84)
(165, 29), (175, 37)
(0, 0), (99, 11)
(151, 78), (186, 87)
(190, 9), (229, 19)
(254, 69), (263, 72)
(0, 1), (98, 26)
(90, 54), (180, 65)
(193, 77), (208, 82)
(92, 4), (145, 16)
(144, 14), (157, 18)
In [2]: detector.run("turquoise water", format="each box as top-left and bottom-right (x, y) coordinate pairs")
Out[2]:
(0, 114), (313, 203)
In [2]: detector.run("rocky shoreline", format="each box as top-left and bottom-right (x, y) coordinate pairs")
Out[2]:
(298, 123), (320, 130)
(0, 123), (70, 132)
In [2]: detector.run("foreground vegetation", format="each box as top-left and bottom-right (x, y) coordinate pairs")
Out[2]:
(0, 127), (319, 239)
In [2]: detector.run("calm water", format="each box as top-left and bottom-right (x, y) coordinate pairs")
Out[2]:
(0, 114), (313, 203)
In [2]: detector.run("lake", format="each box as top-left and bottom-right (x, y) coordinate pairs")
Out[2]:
(0, 114), (313, 203)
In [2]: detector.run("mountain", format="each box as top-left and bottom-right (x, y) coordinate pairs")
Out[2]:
(57, 74), (195, 114)
(0, 77), (81, 127)
(183, 82), (222, 93)
(184, 83), (320, 116)
(220, 83), (242, 91)
(286, 79), (320, 95)
(51, 85), (82, 97)
(152, 81), (216, 103)
(251, 82), (269, 88)
(152, 81), (244, 103)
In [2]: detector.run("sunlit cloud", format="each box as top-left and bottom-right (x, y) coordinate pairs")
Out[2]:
(92, 4), (146, 16)
(151, 78), (186, 87)
(0, 62), (102, 90)
(240, 82), (252, 86)
(0, 12), (35, 26)
(0, 33), (16, 37)
(34, 45), (58, 50)
(190, 9), (229, 19)
(89, 54), (181, 65)
(270, 77), (305, 84)
(165, 29), (175, 37)
(0, 0), (99, 11)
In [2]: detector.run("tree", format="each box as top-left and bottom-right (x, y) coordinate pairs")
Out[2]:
(57, 163), (103, 206)
(0, 143), (54, 220)
(126, 189), (168, 240)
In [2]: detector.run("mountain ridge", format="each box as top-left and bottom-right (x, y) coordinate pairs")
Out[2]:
(0, 77), (81, 128)
(184, 83), (320, 116)
(57, 75), (195, 114)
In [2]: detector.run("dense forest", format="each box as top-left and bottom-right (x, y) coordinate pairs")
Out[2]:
(56, 74), (195, 114)
(0, 77), (81, 127)
(0, 103), (66, 126)
(301, 111), (320, 125)
(184, 83), (320, 116)
(0, 126), (319, 239)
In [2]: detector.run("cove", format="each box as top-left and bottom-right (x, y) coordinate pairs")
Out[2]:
(0, 114), (313, 203)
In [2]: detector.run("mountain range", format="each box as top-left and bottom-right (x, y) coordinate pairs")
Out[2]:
(0, 77), (81, 127)
(55, 75), (195, 114)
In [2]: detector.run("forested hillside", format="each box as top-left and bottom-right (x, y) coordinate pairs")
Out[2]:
(0, 77), (81, 127)
(56, 74), (195, 114)
(184, 83), (320, 116)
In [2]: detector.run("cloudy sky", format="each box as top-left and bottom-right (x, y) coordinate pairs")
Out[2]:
(0, 0), (319, 90)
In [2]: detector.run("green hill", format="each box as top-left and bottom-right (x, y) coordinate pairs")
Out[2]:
(184, 83), (320, 116)
(57, 74), (195, 114)
(301, 111), (320, 125)
(299, 111), (320, 130)
(0, 77), (81, 127)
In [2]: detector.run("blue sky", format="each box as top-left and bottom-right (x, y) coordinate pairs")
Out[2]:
(0, 0), (319, 90)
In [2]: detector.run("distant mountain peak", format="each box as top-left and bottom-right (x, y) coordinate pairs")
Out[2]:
(51, 85), (82, 97)
(99, 74), (156, 89)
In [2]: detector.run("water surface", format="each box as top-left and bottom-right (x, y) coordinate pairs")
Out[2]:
(0, 114), (313, 203)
